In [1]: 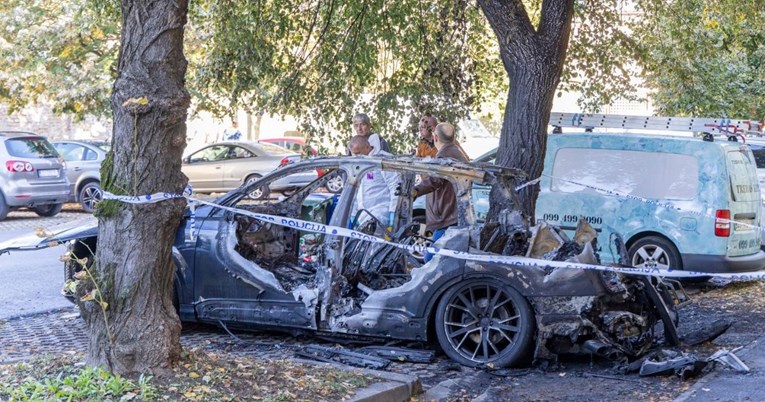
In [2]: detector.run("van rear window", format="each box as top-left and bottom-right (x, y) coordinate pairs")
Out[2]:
(726, 149), (760, 202)
(4, 137), (59, 158)
(550, 148), (698, 200)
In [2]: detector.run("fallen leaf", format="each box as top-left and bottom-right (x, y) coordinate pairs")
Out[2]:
(80, 289), (96, 302)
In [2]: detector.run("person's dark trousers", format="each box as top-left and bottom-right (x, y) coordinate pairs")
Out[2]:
(424, 226), (452, 263)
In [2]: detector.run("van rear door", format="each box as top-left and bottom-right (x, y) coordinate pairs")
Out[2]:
(725, 146), (762, 256)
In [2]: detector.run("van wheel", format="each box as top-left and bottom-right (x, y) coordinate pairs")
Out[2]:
(33, 203), (63, 217)
(435, 278), (535, 368)
(628, 236), (682, 271)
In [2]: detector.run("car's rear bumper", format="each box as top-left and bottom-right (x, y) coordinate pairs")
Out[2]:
(4, 183), (71, 207)
(682, 250), (765, 273)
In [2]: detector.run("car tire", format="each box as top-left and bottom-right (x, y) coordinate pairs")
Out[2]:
(628, 236), (682, 271)
(245, 175), (270, 200)
(435, 278), (535, 368)
(325, 175), (344, 194)
(78, 182), (103, 213)
(33, 203), (63, 217)
(0, 193), (8, 221)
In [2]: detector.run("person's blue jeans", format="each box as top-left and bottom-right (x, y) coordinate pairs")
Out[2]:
(424, 227), (450, 263)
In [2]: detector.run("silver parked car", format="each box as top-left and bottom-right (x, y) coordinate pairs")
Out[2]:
(182, 141), (316, 199)
(52, 140), (110, 213)
(0, 131), (70, 220)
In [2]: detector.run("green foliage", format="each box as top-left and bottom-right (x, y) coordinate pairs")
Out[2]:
(0, 358), (157, 401)
(0, 0), (119, 119)
(0, 0), (702, 151)
(562, 1), (641, 111)
(189, 0), (506, 153)
(633, 0), (765, 118)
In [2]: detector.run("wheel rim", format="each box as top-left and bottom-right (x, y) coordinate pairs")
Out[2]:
(631, 244), (671, 270)
(246, 178), (263, 199)
(409, 237), (431, 261)
(443, 283), (522, 363)
(82, 186), (102, 210)
(326, 176), (343, 192)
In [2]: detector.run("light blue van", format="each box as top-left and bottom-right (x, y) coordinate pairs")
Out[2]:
(536, 133), (765, 273)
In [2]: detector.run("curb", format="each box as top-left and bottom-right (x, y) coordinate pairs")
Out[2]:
(1, 306), (76, 322)
(292, 358), (422, 402)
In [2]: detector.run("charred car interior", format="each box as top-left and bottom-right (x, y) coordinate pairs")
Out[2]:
(23, 156), (687, 368)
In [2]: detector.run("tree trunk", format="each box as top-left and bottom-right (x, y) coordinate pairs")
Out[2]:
(253, 111), (263, 140)
(491, 62), (561, 218)
(478, 0), (574, 220)
(78, 0), (190, 375)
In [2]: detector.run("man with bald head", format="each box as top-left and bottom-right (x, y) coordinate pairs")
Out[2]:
(412, 122), (470, 262)
(348, 135), (399, 233)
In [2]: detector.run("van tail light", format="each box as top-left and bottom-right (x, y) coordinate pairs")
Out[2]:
(6, 160), (34, 173)
(715, 209), (731, 237)
(279, 157), (290, 167)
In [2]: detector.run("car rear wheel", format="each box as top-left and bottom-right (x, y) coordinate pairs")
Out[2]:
(245, 175), (270, 200)
(33, 203), (63, 217)
(79, 182), (102, 213)
(0, 193), (8, 221)
(325, 175), (344, 194)
(435, 278), (535, 368)
(628, 236), (682, 271)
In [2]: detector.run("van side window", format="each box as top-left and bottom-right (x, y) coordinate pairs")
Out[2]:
(550, 148), (698, 200)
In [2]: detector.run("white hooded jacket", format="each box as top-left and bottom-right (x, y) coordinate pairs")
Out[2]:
(350, 151), (399, 227)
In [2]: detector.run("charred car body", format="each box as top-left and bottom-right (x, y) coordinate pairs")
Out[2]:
(0, 156), (683, 367)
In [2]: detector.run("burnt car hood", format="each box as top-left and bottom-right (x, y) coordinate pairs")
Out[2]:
(0, 217), (98, 253)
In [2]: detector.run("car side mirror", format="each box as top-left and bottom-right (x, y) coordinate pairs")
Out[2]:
(183, 156), (191, 164)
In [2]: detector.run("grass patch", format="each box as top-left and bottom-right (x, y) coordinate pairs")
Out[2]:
(0, 348), (379, 401)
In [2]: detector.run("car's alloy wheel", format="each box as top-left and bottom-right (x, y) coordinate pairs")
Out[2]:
(245, 176), (270, 200)
(628, 236), (682, 271)
(79, 182), (103, 213)
(325, 175), (344, 194)
(435, 278), (535, 367)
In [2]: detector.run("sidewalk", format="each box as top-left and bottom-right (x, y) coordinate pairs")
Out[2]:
(676, 333), (765, 401)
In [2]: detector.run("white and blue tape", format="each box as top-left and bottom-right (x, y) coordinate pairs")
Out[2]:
(102, 186), (765, 280)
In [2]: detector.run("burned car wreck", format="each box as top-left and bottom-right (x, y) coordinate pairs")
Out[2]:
(0, 156), (684, 368)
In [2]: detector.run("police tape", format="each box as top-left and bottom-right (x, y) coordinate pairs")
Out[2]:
(542, 174), (765, 233)
(103, 188), (765, 280)
(102, 185), (193, 204)
(189, 197), (765, 280)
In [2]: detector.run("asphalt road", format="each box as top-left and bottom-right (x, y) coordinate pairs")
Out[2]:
(0, 206), (87, 320)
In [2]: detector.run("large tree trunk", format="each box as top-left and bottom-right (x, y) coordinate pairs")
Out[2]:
(478, 0), (574, 220)
(78, 0), (190, 375)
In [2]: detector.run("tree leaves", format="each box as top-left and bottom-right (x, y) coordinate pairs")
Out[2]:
(632, 0), (765, 118)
